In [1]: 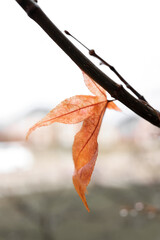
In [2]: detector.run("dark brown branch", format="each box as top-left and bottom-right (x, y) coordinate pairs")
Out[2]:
(15, 0), (160, 128)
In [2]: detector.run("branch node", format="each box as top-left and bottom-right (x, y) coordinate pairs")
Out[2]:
(89, 49), (96, 56)
(139, 95), (147, 102)
(64, 30), (71, 36)
(126, 83), (130, 88)
(109, 65), (115, 71)
(111, 85), (124, 99)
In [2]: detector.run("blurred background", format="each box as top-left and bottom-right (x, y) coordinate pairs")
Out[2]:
(0, 0), (160, 239)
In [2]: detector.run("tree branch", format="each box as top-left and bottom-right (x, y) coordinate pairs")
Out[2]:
(15, 0), (160, 128)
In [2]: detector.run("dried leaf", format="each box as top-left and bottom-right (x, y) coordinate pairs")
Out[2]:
(107, 101), (121, 111)
(26, 95), (104, 139)
(82, 72), (106, 99)
(72, 104), (106, 211)
(26, 71), (120, 211)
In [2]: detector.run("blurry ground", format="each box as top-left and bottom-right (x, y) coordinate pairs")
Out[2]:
(0, 114), (160, 239)
(1, 185), (160, 240)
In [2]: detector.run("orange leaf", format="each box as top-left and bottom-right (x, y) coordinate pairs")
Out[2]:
(72, 103), (106, 211)
(26, 71), (120, 211)
(26, 95), (104, 139)
(83, 72), (106, 99)
(107, 101), (121, 111)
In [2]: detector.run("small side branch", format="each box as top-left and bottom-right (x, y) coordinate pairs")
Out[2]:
(89, 50), (147, 102)
(15, 0), (160, 128)
(64, 30), (146, 102)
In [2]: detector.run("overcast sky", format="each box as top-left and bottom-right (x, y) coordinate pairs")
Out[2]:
(0, 0), (160, 125)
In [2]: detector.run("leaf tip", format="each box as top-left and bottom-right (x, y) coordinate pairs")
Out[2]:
(107, 101), (121, 111)
(25, 129), (31, 141)
(73, 173), (90, 212)
(26, 125), (36, 141)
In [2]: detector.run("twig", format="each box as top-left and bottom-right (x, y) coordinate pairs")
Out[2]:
(14, 0), (160, 128)
(64, 30), (147, 102)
